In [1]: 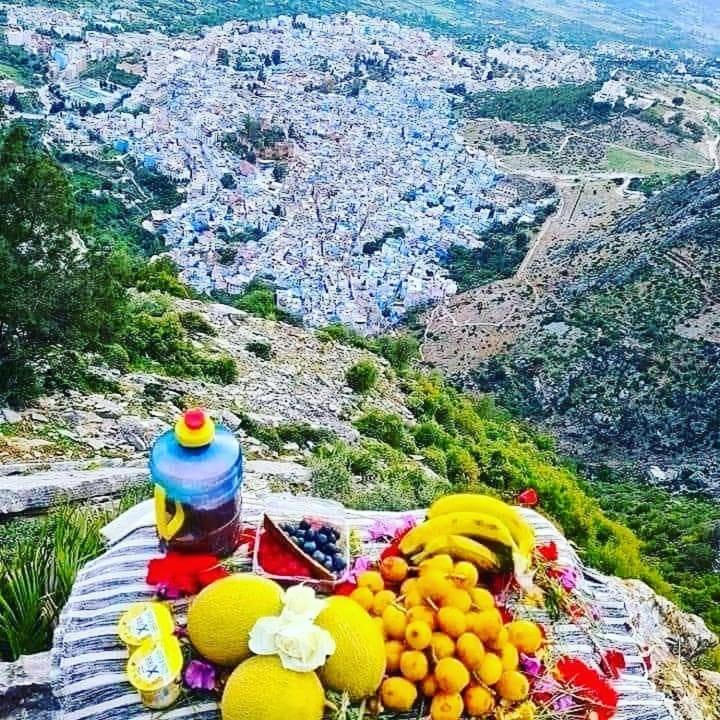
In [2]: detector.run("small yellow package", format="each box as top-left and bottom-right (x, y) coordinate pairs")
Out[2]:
(117, 602), (175, 653)
(127, 635), (184, 709)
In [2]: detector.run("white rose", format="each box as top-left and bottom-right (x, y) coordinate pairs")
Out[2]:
(283, 584), (327, 621)
(249, 613), (336, 672)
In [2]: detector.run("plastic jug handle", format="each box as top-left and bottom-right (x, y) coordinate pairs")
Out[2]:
(154, 485), (185, 541)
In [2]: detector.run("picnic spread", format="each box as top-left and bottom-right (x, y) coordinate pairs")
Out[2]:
(50, 409), (678, 720)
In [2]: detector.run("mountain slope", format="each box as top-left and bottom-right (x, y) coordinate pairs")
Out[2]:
(426, 171), (720, 490)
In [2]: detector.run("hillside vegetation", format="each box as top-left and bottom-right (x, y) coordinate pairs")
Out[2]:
(467, 171), (720, 487)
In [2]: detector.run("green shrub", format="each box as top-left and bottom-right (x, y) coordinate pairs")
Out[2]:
(104, 342), (130, 370)
(245, 341), (273, 360)
(134, 257), (190, 298)
(121, 296), (237, 384)
(316, 324), (369, 349)
(353, 410), (416, 453)
(413, 420), (452, 449)
(345, 360), (379, 393)
(202, 354), (237, 384)
(179, 311), (217, 336)
(421, 446), (448, 476)
(238, 413), (334, 451)
(317, 324), (420, 372)
(445, 444), (480, 486)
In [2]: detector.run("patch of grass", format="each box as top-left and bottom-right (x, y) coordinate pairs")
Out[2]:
(605, 146), (681, 175)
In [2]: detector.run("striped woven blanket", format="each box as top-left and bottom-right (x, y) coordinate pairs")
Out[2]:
(51, 493), (677, 720)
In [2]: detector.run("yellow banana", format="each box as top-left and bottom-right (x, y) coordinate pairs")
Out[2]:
(411, 535), (502, 572)
(399, 511), (518, 556)
(428, 494), (535, 557)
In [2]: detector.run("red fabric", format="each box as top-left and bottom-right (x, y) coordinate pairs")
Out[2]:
(146, 552), (229, 598)
(601, 650), (627, 680)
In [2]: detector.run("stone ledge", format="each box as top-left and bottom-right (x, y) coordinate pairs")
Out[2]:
(0, 652), (53, 719)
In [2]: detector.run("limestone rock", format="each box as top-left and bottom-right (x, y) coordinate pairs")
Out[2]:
(614, 578), (720, 720)
(0, 652), (54, 719)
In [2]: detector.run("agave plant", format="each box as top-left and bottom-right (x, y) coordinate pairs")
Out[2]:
(0, 503), (113, 661)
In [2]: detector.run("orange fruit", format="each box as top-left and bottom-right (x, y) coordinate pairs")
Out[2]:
(405, 621), (433, 650)
(506, 620), (543, 654)
(406, 605), (436, 630)
(499, 642), (519, 670)
(430, 692), (463, 720)
(382, 605), (407, 640)
(380, 556), (409, 584)
(357, 570), (384, 593)
(403, 588), (425, 609)
(434, 657), (470, 693)
(440, 589), (472, 613)
(471, 608), (503, 643)
(381, 676), (418, 712)
(421, 674), (439, 697)
(452, 561), (479, 590)
(400, 650), (429, 682)
(418, 570), (452, 603)
(436, 606), (467, 638)
(470, 587), (495, 611)
(371, 589), (397, 616)
(430, 632), (455, 660)
(455, 632), (485, 670)
(373, 616), (386, 636)
(477, 652), (503, 686)
(464, 684), (495, 716)
(496, 670), (530, 701)
(385, 640), (405, 672)
(485, 626), (509, 651)
(350, 586), (374, 611)
(420, 554), (454, 575)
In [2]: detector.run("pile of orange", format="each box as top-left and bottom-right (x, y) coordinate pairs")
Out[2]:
(348, 555), (543, 719)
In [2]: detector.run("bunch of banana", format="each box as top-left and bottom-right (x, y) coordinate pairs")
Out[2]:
(428, 494), (535, 559)
(399, 495), (536, 583)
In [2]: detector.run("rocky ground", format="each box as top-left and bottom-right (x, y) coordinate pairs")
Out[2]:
(0, 300), (410, 468)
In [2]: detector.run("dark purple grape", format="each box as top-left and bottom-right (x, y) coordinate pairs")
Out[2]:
(316, 532), (329, 547)
(312, 550), (325, 563)
(333, 555), (346, 571)
(325, 543), (338, 555)
(298, 519), (310, 530)
(323, 558), (334, 571)
(292, 536), (303, 547)
(302, 541), (317, 553)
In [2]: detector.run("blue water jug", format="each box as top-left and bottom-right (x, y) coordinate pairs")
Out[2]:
(150, 408), (243, 557)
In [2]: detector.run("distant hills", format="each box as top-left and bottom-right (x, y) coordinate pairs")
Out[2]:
(7, 0), (720, 53)
(444, 171), (720, 492)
